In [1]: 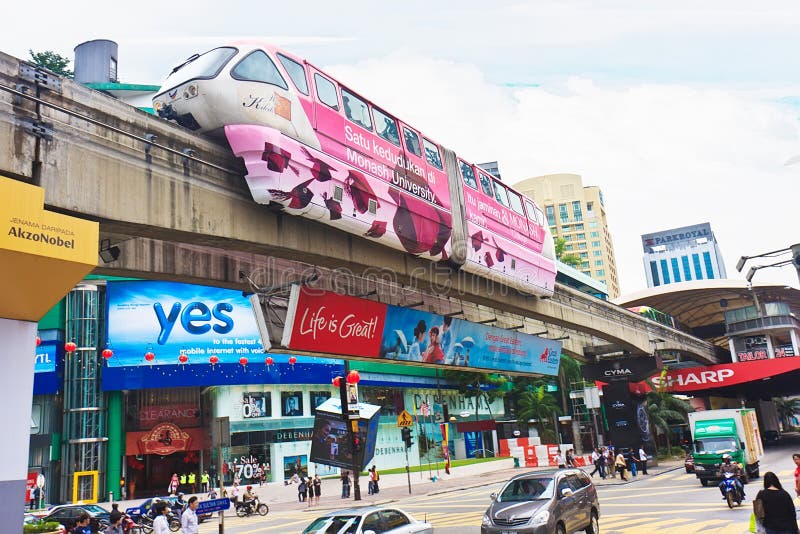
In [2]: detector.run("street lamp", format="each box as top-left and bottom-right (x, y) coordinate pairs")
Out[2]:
(736, 244), (800, 285)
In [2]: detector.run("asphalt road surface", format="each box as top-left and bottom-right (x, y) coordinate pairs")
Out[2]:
(192, 436), (800, 533)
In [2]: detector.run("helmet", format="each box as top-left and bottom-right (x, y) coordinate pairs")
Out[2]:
(246, 485), (252, 491)
(722, 454), (732, 461)
(178, 492), (185, 498)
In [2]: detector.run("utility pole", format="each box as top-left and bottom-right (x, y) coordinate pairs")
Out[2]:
(337, 361), (361, 501)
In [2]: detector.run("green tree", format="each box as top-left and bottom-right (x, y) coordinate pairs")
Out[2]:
(29, 49), (73, 78)
(644, 378), (693, 451)
(554, 236), (582, 267)
(774, 397), (800, 429)
(517, 384), (562, 443)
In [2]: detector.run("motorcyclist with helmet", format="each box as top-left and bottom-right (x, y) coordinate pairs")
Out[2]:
(175, 492), (188, 511)
(718, 454), (745, 500)
(240, 485), (257, 514)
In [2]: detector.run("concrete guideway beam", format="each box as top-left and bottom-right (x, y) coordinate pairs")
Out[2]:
(0, 50), (718, 365)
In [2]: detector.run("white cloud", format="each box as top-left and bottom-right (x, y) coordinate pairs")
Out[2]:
(327, 54), (800, 293)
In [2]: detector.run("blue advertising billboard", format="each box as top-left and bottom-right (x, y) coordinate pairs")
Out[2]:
(103, 281), (343, 390)
(106, 280), (265, 367)
(379, 306), (561, 376)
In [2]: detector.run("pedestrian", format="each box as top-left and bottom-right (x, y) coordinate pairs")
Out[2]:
(30, 485), (40, 510)
(153, 501), (171, 534)
(181, 496), (199, 534)
(298, 477), (307, 502)
(201, 471), (209, 493)
(260, 465), (267, 486)
(792, 453), (800, 497)
(589, 448), (605, 479)
(755, 471), (799, 534)
(188, 471), (196, 494)
(169, 473), (179, 495)
(72, 512), (92, 534)
(230, 481), (240, 507)
(555, 449), (566, 469)
(368, 465), (380, 494)
(615, 451), (628, 481)
(567, 449), (576, 468)
(639, 446), (649, 475)
(606, 449), (616, 479)
(306, 477), (314, 507)
(341, 470), (351, 498)
(104, 510), (124, 534)
(179, 473), (187, 492)
(313, 474), (322, 505)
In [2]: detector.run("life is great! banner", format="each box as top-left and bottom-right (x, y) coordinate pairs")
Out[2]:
(281, 286), (561, 376)
(105, 280), (265, 367)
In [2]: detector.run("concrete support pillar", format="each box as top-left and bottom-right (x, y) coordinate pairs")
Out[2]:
(0, 319), (36, 519)
(766, 335), (776, 359)
(728, 338), (737, 362)
(790, 329), (800, 358)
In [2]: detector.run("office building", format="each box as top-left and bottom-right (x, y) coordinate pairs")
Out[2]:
(641, 222), (727, 287)
(515, 173), (620, 298)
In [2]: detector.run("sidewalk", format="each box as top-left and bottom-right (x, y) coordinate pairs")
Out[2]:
(106, 457), (685, 517)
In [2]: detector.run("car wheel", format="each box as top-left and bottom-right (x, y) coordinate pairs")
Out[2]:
(586, 511), (599, 534)
(556, 522), (567, 534)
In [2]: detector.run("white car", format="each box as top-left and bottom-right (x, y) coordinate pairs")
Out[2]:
(303, 506), (433, 534)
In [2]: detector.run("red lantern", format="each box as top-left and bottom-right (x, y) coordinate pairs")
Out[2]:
(179, 354), (189, 364)
(144, 351), (155, 362)
(346, 370), (361, 384)
(65, 341), (77, 353)
(265, 356), (274, 366)
(209, 355), (219, 366)
(239, 356), (249, 366)
(36, 336), (41, 346)
(288, 356), (297, 366)
(102, 348), (114, 360)
(332, 376), (342, 387)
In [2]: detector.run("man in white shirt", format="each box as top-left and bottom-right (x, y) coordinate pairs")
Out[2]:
(153, 501), (171, 534)
(638, 447), (649, 475)
(181, 496), (200, 534)
(555, 450), (566, 469)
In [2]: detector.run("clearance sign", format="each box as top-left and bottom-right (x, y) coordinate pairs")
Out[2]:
(629, 358), (800, 394)
(0, 176), (98, 321)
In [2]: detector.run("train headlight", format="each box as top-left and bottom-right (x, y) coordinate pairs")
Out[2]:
(153, 101), (164, 113)
(183, 83), (199, 99)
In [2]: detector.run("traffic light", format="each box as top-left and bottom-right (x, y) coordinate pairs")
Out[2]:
(352, 434), (362, 454)
(401, 427), (414, 449)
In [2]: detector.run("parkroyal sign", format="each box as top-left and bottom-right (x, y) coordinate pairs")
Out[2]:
(630, 358), (800, 394)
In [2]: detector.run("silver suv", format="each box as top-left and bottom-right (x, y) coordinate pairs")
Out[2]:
(481, 469), (600, 534)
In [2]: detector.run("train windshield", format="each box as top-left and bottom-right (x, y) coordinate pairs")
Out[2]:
(169, 47), (237, 80)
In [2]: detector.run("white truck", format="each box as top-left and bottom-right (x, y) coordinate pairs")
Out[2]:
(688, 408), (764, 486)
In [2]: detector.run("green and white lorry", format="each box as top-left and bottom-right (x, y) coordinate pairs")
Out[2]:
(688, 408), (764, 486)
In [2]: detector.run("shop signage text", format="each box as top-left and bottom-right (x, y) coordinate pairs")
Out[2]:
(139, 404), (199, 428)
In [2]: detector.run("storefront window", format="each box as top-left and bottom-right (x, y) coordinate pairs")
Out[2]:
(310, 391), (332, 414)
(359, 386), (404, 416)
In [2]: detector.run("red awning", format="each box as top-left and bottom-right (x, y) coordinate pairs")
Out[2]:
(456, 420), (497, 432)
(629, 357), (800, 394)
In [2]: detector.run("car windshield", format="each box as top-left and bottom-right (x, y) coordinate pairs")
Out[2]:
(304, 515), (359, 534)
(695, 437), (738, 453)
(498, 477), (555, 501)
(83, 505), (109, 514)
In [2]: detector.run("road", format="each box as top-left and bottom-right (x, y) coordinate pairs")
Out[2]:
(193, 438), (799, 533)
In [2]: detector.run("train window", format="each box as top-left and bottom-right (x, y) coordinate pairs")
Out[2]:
(403, 128), (422, 158)
(423, 138), (443, 170)
(277, 54), (309, 95)
(507, 189), (525, 215)
(524, 200), (538, 221)
(372, 107), (401, 146)
(230, 50), (288, 90)
(459, 160), (477, 189)
(341, 88), (373, 131)
(493, 180), (510, 207)
(478, 172), (494, 197)
(314, 73), (339, 110)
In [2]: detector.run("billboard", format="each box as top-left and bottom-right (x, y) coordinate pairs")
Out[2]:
(106, 280), (265, 367)
(308, 398), (381, 471)
(282, 286), (561, 376)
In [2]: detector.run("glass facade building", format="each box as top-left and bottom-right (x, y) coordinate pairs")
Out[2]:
(641, 223), (727, 287)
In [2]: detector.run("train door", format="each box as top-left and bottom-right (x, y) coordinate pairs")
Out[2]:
(308, 67), (345, 157)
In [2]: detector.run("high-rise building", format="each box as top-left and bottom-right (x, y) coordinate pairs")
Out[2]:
(515, 173), (620, 298)
(641, 222), (727, 287)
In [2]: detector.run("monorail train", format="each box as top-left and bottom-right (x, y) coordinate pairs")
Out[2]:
(627, 306), (678, 329)
(153, 43), (556, 296)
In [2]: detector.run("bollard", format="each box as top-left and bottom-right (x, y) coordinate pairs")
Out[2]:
(109, 492), (114, 503)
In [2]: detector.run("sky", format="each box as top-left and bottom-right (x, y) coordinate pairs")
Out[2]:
(2, 0), (799, 294)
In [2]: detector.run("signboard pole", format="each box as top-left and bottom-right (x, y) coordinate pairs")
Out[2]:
(339, 361), (361, 501)
(405, 447), (412, 494)
(214, 417), (230, 534)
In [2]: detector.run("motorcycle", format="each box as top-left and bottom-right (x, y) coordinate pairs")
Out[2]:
(722, 472), (743, 509)
(235, 497), (269, 517)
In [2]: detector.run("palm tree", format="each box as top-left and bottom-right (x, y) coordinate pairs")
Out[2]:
(517, 384), (562, 443)
(774, 397), (800, 429)
(644, 380), (693, 451)
(554, 237), (582, 267)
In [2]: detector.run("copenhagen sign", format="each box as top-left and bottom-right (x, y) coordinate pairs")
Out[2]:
(280, 286), (562, 376)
